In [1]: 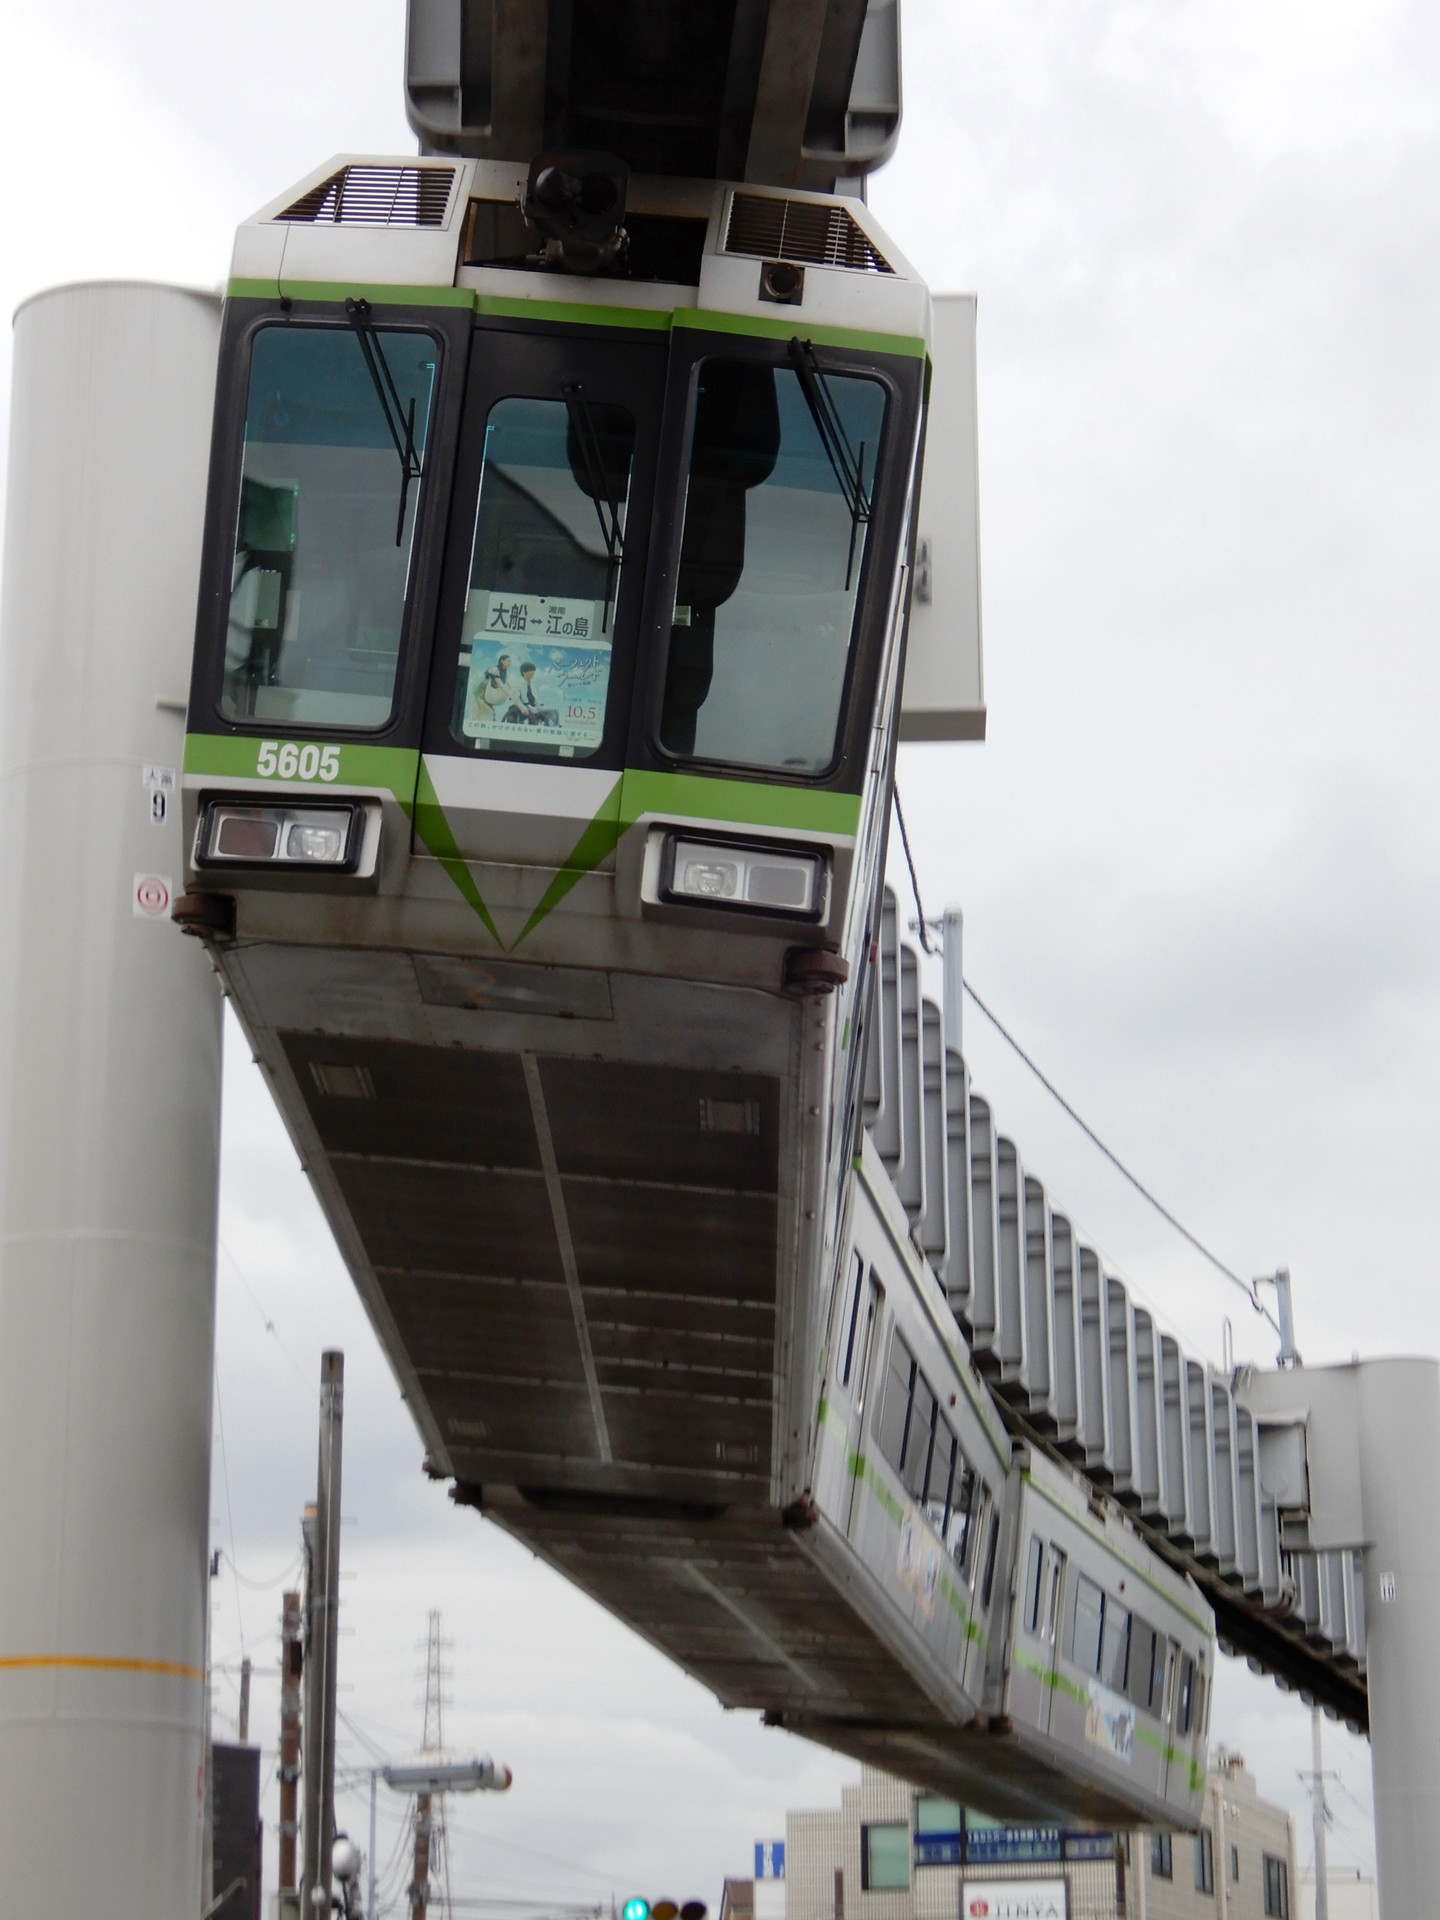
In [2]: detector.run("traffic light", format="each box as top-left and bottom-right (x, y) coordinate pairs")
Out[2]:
(624, 1902), (650, 1920)
(623, 1900), (706, 1920)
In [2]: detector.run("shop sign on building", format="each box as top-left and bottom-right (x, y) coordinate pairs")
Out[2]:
(755, 1841), (785, 1879)
(960, 1879), (1066, 1918)
(964, 1825), (1062, 1866)
(1060, 1832), (1115, 1861)
(914, 1832), (962, 1867)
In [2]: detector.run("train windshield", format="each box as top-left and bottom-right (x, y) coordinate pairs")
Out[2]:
(452, 394), (636, 760)
(660, 354), (886, 774)
(222, 324), (438, 729)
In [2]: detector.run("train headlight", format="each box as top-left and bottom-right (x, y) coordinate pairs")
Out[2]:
(198, 801), (362, 872)
(663, 836), (826, 919)
(285, 820), (346, 862)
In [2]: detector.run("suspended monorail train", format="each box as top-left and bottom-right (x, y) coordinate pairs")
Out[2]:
(178, 148), (1213, 1829)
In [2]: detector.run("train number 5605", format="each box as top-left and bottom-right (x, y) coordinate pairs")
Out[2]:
(256, 740), (341, 782)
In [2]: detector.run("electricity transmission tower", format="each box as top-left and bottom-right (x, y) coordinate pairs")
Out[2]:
(409, 1612), (454, 1920)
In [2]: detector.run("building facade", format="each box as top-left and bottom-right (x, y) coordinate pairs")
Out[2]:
(1144, 1753), (1295, 1920)
(1296, 1870), (1378, 1920)
(728, 1757), (1296, 1920)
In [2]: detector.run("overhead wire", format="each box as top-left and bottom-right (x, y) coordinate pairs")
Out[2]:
(892, 785), (1281, 1335)
(215, 1547), (304, 1592)
(216, 1235), (313, 1384)
(212, 1371), (247, 1653)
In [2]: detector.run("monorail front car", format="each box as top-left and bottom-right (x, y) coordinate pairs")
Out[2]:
(178, 153), (1213, 1831)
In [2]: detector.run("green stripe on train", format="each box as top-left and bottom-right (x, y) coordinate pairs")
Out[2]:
(223, 281), (925, 358)
(183, 736), (855, 945)
(1012, 1650), (1202, 1782)
(814, 1400), (986, 1644)
(619, 769), (860, 836)
(1020, 1471), (1213, 1636)
(182, 732), (419, 804)
(226, 279), (477, 309)
(474, 294), (672, 331)
(674, 308), (927, 359)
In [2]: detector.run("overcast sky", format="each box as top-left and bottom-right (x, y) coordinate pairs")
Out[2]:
(2, 0), (1428, 1901)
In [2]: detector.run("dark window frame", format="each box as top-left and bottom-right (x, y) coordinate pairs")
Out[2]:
(839, 1253), (865, 1387)
(1263, 1853), (1289, 1919)
(191, 298), (473, 753)
(633, 328), (923, 795)
(421, 314), (670, 773)
(1194, 1826), (1214, 1895)
(860, 1823), (910, 1892)
(1023, 1534), (1044, 1634)
(447, 390), (639, 763)
(1150, 1832), (1173, 1880)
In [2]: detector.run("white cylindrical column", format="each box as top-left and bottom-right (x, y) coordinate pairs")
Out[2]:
(0, 283), (223, 1916)
(1354, 1358), (1440, 1920)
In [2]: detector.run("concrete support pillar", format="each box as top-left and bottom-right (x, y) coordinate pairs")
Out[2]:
(1353, 1359), (1440, 1919)
(1239, 1355), (1440, 1920)
(0, 281), (223, 1915)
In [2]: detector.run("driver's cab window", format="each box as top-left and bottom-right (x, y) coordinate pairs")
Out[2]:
(450, 393), (636, 760)
(223, 323), (438, 729)
(660, 351), (886, 774)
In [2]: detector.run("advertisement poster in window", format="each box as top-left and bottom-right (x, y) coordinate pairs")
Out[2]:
(1084, 1680), (1135, 1765)
(961, 1879), (1066, 1918)
(897, 1501), (940, 1619)
(463, 591), (610, 752)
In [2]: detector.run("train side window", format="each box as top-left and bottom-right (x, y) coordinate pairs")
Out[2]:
(1193, 1662), (1209, 1737)
(659, 356), (888, 771)
(925, 1420), (956, 1537)
(1100, 1597), (1130, 1692)
(903, 1374), (937, 1501)
(1022, 1535), (1044, 1634)
(1176, 1652), (1197, 1734)
(980, 1507), (1001, 1610)
(1127, 1619), (1161, 1711)
(946, 1458), (979, 1571)
(852, 1282), (883, 1423)
(876, 1332), (916, 1474)
(452, 393), (637, 760)
(1044, 1549), (1067, 1641)
(1072, 1574), (1104, 1674)
(223, 323), (440, 728)
(840, 1255), (866, 1387)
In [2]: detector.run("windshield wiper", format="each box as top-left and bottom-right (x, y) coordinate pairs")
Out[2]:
(787, 336), (873, 588)
(345, 297), (425, 545)
(561, 380), (626, 632)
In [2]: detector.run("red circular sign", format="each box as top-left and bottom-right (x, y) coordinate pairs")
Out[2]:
(135, 875), (171, 917)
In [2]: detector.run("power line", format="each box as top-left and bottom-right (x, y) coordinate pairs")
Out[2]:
(212, 1372), (246, 1654)
(892, 785), (1279, 1333)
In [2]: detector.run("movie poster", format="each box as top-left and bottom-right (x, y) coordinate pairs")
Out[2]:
(462, 590), (611, 752)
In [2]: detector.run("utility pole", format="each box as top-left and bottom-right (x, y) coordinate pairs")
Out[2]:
(368, 1769), (379, 1920)
(279, 1588), (303, 1900)
(410, 1788), (434, 1920)
(238, 1654), (252, 1745)
(1214, 1762), (1231, 1920)
(301, 1351), (345, 1915)
(941, 903), (963, 1054)
(1307, 1707), (1330, 1920)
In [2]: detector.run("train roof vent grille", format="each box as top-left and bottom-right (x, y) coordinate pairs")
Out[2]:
(276, 165), (458, 229)
(725, 193), (893, 274)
